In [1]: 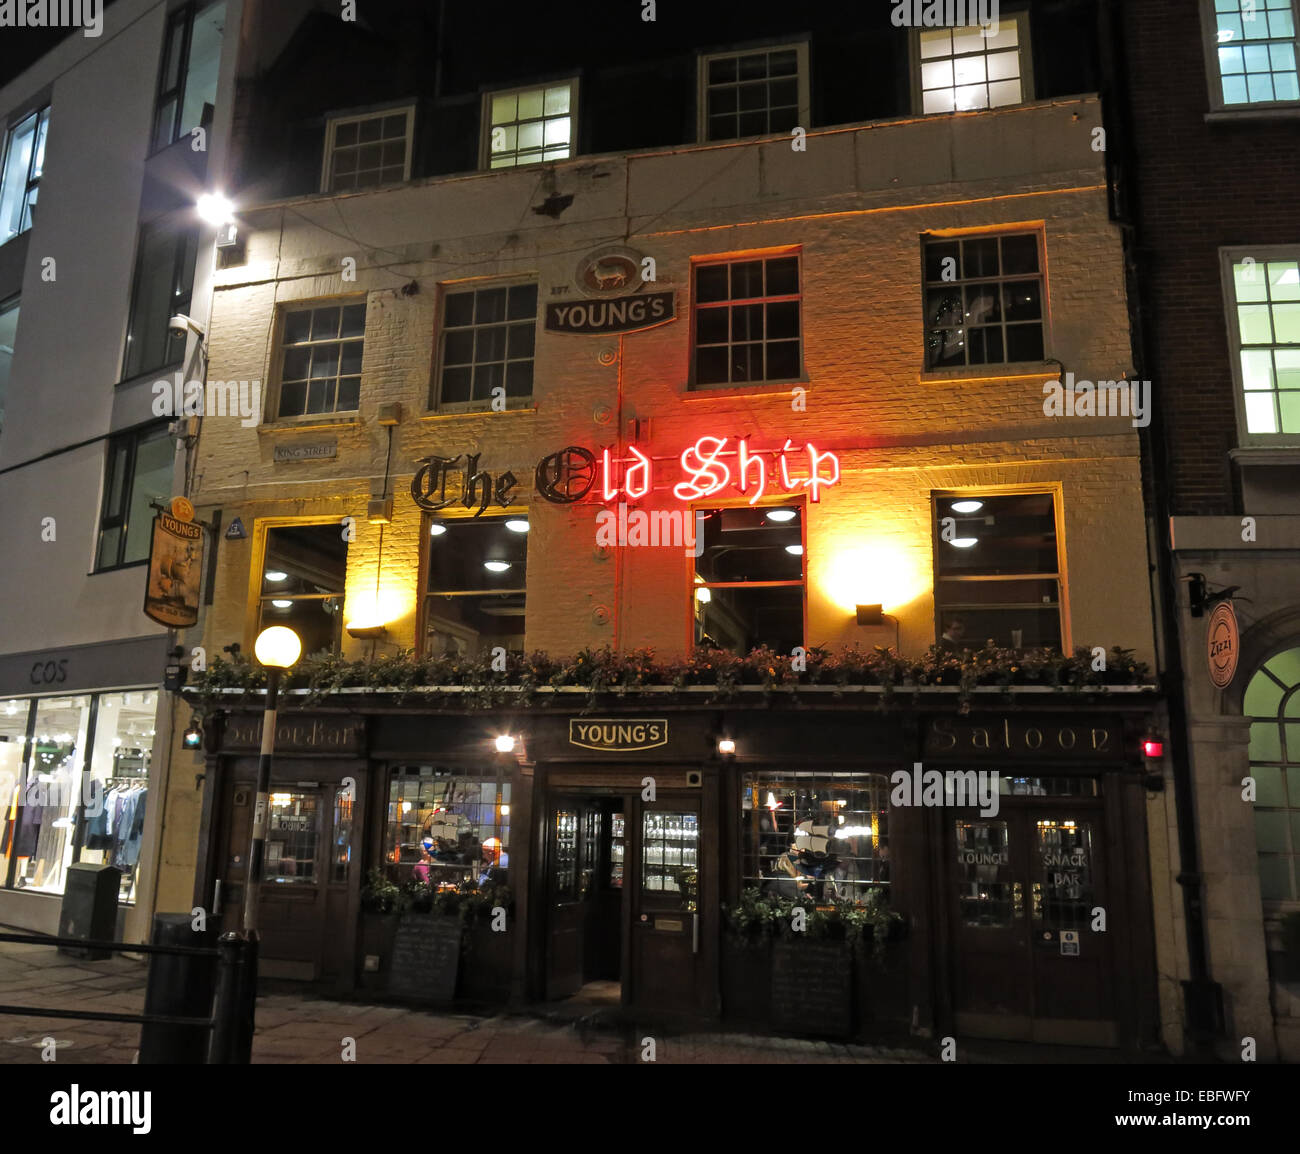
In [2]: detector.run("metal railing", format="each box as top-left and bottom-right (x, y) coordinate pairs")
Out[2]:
(0, 929), (256, 1063)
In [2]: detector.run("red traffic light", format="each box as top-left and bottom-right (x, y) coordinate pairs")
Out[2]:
(1142, 739), (1164, 758)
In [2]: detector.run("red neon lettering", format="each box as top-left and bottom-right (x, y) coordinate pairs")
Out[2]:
(803, 444), (839, 503)
(601, 447), (619, 502)
(736, 439), (767, 505)
(778, 439), (797, 491)
(625, 445), (652, 501)
(674, 436), (731, 501)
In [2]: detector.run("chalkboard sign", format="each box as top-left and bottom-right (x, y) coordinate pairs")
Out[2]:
(770, 940), (853, 1038)
(387, 916), (462, 1002)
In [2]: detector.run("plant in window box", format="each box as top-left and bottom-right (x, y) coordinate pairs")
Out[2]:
(360, 866), (406, 915)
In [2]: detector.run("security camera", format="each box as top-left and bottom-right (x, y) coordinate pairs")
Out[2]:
(169, 313), (205, 338)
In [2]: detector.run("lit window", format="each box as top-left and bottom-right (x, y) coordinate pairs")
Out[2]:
(914, 13), (1030, 114)
(484, 81), (576, 169)
(434, 282), (536, 408)
(693, 252), (801, 387)
(922, 232), (1046, 369)
(275, 300), (366, 418)
(699, 44), (808, 142)
(694, 506), (804, 655)
(0, 106), (48, 242)
(323, 108), (413, 192)
(152, 1), (226, 152)
(1243, 647), (1300, 901)
(424, 515), (527, 657)
(257, 524), (348, 657)
(1206, 0), (1300, 107)
(95, 423), (174, 570)
(1223, 250), (1300, 438)
(933, 492), (1062, 651)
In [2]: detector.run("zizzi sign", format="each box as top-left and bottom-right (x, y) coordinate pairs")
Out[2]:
(544, 292), (675, 335)
(569, 718), (669, 752)
(924, 716), (1120, 758)
(1206, 602), (1239, 689)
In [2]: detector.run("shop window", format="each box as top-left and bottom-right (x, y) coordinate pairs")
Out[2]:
(385, 765), (511, 889)
(123, 217), (198, 380)
(0, 105), (48, 242)
(152, 0), (226, 152)
(1221, 249), (1300, 441)
(274, 300), (366, 418)
(741, 771), (891, 905)
(923, 231), (1046, 369)
(692, 252), (801, 387)
(322, 107), (413, 193)
(257, 523), (348, 657)
(95, 422), (174, 571)
(482, 80), (576, 169)
(433, 281), (536, 410)
(693, 505), (804, 655)
(0, 295), (19, 436)
(1202, 0), (1300, 109)
(933, 492), (1062, 650)
(699, 44), (808, 142)
(424, 515), (527, 657)
(1244, 646), (1300, 901)
(912, 12), (1031, 114)
(83, 691), (154, 905)
(0, 697), (33, 888)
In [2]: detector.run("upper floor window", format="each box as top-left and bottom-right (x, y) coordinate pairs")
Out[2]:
(258, 523), (348, 657)
(692, 252), (802, 388)
(0, 295), (19, 435)
(123, 217), (198, 380)
(322, 107), (413, 193)
(95, 422), (173, 571)
(433, 281), (536, 410)
(1203, 0), (1300, 108)
(274, 300), (366, 419)
(1222, 250), (1300, 440)
(0, 106), (48, 242)
(923, 231), (1046, 369)
(1243, 646), (1300, 902)
(483, 81), (576, 169)
(424, 515), (528, 657)
(698, 44), (809, 142)
(153, 1), (225, 152)
(933, 492), (1062, 651)
(912, 13), (1030, 114)
(693, 504), (804, 655)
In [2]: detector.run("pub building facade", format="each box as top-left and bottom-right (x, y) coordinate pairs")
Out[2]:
(159, 0), (1181, 1047)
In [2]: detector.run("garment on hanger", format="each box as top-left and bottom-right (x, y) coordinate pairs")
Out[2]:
(83, 783), (117, 849)
(120, 786), (147, 867)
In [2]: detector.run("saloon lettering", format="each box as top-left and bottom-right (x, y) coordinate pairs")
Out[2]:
(927, 717), (1113, 755)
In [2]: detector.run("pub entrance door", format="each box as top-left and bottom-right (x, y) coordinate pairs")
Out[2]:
(217, 777), (358, 983)
(948, 788), (1117, 1046)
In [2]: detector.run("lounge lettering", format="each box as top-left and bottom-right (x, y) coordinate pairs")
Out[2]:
(568, 718), (669, 752)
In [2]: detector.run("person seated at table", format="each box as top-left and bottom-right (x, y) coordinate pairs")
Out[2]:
(412, 839), (435, 885)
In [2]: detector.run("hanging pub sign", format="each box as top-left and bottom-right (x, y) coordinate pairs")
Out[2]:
(143, 508), (204, 627)
(1207, 601), (1239, 689)
(544, 291), (675, 335)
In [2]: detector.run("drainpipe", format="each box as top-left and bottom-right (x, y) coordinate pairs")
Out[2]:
(1099, 0), (1221, 1055)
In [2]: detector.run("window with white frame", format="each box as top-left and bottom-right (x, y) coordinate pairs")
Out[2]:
(433, 281), (537, 409)
(483, 82), (575, 169)
(322, 108), (413, 192)
(1204, 0), (1300, 108)
(1224, 250), (1300, 439)
(692, 252), (802, 387)
(699, 44), (808, 142)
(0, 106), (48, 243)
(913, 13), (1030, 114)
(275, 300), (366, 418)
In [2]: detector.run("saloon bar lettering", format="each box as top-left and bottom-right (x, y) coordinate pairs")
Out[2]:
(224, 716), (364, 753)
(925, 716), (1120, 758)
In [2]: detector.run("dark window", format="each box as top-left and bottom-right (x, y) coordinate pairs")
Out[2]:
(152, 1), (226, 152)
(257, 524), (348, 656)
(434, 282), (536, 408)
(741, 772), (891, 905)
(95, 423), (174, 570)
(325, 110), (411, 192)
(0, 106), (48, 242)
(704, 47), (802, 141)
(276, 301), (366, 418)
(424, 515), (528, 656)
(933, 492), (1062, 650)
(923, 232), (1045, 369)
(124, 219), (197, 379)
(693, 254), (801, 387)
(0, 295), (19, 434)
(693, 505), (804, 654)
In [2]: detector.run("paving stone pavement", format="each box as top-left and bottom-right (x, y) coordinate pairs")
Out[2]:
(0, 936), (936, 1065)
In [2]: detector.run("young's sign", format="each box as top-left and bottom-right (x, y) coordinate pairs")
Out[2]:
(544, 291), (675, 335)
(143, 513), (204, 627)
(569, 718), (669, 752)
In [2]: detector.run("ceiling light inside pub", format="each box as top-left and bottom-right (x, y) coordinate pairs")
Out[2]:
(767, 508), (797, 522)
(505, 519), (529, 533)
(429, 523), (447, 536)
(271, 599), (293, 608)
(949, 538), (978, 548)
(785, 544), (804, 555)
(484, 560), (512, 572)
(950, 500), (983, 514)
(265, 570), (287, 581)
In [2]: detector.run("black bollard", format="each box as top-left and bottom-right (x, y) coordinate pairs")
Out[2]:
(138, 913), (216, 1064)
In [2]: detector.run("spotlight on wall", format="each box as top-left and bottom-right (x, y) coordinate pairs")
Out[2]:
(346, 624), (387, 640)
(494, 734), (516, 754)
(856, 604), (884, 626)
(197, 192), (235, 225)
(182, 719), (203, 750)
(717, 737), (736, 756)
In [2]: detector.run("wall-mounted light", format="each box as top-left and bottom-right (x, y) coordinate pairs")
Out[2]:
(197, 192), (235, 225)
(346, 624), (387, 640)
(856, 604), (884, 626)
(1142, 738), (1164, 759)
(717, 737), (736, 756)
(182, 719), (203, 749)
(494, 734), (516, 754)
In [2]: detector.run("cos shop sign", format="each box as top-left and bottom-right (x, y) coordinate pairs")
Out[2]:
(30, 657), (70, 686)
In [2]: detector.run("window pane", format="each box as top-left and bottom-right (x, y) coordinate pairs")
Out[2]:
(425, 517), (526, 655)
(125, 223), (195, 378)
(178, 2), (226, 140)
(19, 696), (92, 896)
(123, 429), (175, 565)
(0, 297), (18, 432)
(0, 112), (36, 240)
